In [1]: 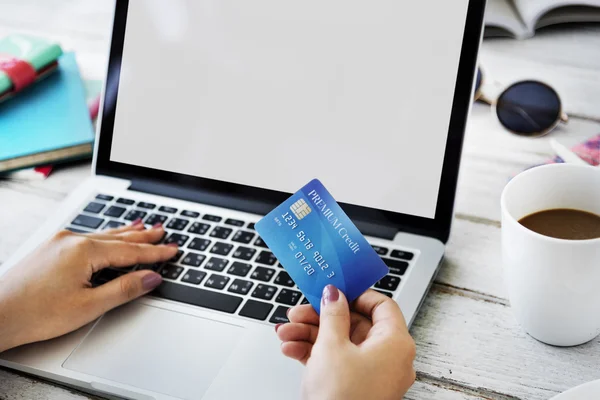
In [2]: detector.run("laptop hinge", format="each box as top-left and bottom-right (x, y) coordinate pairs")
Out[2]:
(128, 178), (398, 240)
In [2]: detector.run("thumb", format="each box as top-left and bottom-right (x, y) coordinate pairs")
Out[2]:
(317, 285), (351, 344)
(90, 271), (163, 314)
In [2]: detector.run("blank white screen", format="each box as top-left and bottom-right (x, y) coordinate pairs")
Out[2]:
(110, 0), (470, 218)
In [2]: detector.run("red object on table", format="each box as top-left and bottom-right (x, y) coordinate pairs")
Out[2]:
(34, 165), (53, 178)
(0, 57), (37, 92)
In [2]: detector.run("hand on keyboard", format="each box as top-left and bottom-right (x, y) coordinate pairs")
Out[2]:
(0, 222), (178, 353)
(276, 287), (416, 400)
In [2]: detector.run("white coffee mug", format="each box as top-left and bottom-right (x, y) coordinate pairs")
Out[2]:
(501, 163), (600, 346)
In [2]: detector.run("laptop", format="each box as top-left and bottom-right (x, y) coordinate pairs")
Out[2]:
(0, 1), (485, 399)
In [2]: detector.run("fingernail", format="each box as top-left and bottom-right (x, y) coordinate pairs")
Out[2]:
(286, 308), (291, 317)
(152, 223), (163, 229)
(275, 323), (284, 333)
(322, 285), (339, 306)
(166, 243), (179, 248)
(142, 273), (163, 291)
(132, 218), (143, 226)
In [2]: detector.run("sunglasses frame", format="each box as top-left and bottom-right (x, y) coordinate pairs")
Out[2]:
(475, 67), (568, 138)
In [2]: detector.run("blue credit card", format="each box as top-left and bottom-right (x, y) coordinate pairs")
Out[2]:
(255, 179), (389, 313)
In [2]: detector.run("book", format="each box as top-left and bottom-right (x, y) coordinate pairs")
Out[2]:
(0, 52), (94, 174)
(0, 34), (63, 102)
(7, 78), (103, 180)
(485, 0), (600, 39)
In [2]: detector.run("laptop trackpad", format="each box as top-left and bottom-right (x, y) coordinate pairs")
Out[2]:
(63, 302), (244, 400)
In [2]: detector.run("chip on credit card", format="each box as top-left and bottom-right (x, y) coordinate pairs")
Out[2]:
(255, 179), (389, 313)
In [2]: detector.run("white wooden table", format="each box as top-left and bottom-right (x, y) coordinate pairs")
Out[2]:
(1, 1), (600, 399)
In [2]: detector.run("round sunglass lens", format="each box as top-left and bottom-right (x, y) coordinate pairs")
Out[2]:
(496, 81), (561, 136)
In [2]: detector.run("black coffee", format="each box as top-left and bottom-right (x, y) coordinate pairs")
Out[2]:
(518, 208), (600, 240)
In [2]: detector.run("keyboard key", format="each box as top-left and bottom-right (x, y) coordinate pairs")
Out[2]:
(205, 257), (229, 272)
(116, 198), (135, 205)
(375, 290), (393, 298)
(390, 250), (414, 261)
(167, 218), (190, 231)
(228, 279), (254, 295)
(231, 230), (255, 244)
(145, 214), (168, 226)
(188, 222), (210, 235)
(95, 194), (114, 201)
(251, 266), (275, 282)
(276, 289), (302, 306)
(227, 262), (252, 277)
(84, 202), (105, 214)
(255, 251), (277, 266)
(165, 233), (190, 247)
(372, 246), (389, 256)
(93, 268), (124, 285)
(124, 210), (147, 221)
(300, 297), (309, 305)
(210, 242), (234, 256)
(103, 220), (125, 230)
(209, 226), (233, 240)
(181, 210), (200, 218)
(274, 271), (295, 287)
(269, 306), (290, 324)
(204, 274), (230, 290)
(375, 275), (401, 291)
(104, 205), (126, 218)
(188, 238), (211, 251)
(170, 249), (184, 263)
(254, 237), (268, 248)
(251, 284), (278, 301)
(71, 214), (104, 229)
(182, 270), (207, 285)
(232, 246), (256, 261)
(137, 263), (162, 272)
(224, 218), (244, 227)
(382, 258), (409, 276)
(239, 300), (273, 321)
(247, 222), (256, 230)
(152, 281), (242, 314)
(160, 264), (184, 280)
(277, 263), (284, 269)
(137, 202), (156, 210)
(66, 227), (88, 233)
(203, 214), (222, 222)
(182, 252), (207, 267)
(159, 206), (177, 214)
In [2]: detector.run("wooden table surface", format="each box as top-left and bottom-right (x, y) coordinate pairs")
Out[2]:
(1, 1), (600, 399)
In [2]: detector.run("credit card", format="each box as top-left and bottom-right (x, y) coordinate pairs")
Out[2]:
(255, 179), (389, 313)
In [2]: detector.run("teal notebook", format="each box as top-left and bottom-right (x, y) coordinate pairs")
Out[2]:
(0, 52), (94, 173)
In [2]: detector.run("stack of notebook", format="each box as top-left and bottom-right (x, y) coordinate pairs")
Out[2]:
(0, 35), (98, 175)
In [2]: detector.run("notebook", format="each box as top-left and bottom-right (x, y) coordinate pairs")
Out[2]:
(7, 78), (103, 180)
(0, 52), (94, 174)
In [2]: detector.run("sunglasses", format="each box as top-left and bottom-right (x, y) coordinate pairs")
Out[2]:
(474, 67), (568, 137)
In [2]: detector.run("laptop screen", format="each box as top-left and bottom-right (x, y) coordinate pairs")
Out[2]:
(109, 0), (470, 219)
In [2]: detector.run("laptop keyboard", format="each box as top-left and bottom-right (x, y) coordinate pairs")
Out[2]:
(66, 194), (416, 324)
